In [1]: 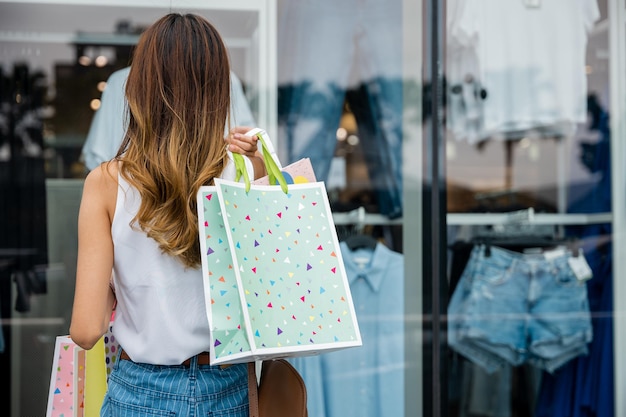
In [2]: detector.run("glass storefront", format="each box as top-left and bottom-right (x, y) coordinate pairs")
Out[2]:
(444, 2), (621, 417)
(0, 0), (623, 416)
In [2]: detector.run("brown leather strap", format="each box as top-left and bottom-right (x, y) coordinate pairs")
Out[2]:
(248, 362), (259, 417)
(119, 350), (226, 368)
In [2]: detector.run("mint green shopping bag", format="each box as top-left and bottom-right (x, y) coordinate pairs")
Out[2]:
(197, 130), (361, 365)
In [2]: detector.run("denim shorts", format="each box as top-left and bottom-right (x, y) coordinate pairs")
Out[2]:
(448, 244), (593, 373)
(101, 354), (249, 416)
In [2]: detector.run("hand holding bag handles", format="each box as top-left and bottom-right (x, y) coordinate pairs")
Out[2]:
(232, 128), (288, 193)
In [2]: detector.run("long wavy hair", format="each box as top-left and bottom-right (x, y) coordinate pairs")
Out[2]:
(115, 13), (231, 269)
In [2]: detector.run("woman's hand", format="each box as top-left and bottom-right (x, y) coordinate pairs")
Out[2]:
(225, 126), (258, 157)
(226, 126), (267, 179)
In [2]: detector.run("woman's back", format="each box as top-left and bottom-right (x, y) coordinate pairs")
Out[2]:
(111, 169), (210, 365)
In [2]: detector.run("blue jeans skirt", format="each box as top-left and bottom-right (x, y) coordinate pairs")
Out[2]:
(101, 353), (249, 416)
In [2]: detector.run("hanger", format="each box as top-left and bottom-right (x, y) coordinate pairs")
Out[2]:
(470, 208), (580, 257)
(341, 206), (378, 251)
(474, 234), (579, 256)
(344, 234), (378, 251)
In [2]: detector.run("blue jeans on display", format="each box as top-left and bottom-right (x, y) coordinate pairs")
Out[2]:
(448, 245), (593, 374)
(282, 78), (403, 219)
(101, 354), (249, 416)
(347, 79), (404, 218)
(278, 0), (403, 219)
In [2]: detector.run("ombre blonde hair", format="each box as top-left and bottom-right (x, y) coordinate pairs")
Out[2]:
(114, 13), (230, 269)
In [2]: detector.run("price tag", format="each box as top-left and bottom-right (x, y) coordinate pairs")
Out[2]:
(568, 251), (593, 282)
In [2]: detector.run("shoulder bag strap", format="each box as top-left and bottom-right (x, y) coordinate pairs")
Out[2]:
(248, 362), (259, 417)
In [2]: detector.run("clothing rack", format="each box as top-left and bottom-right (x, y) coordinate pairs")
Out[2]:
(332, 207), (403, 252)
(332, 206), (404, 227)
(334, 208), (612, 228)
(447, 211), (612, 226)
(334, 207), (612, 227)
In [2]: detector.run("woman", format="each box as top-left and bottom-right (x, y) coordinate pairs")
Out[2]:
(70, 13), (264, 416)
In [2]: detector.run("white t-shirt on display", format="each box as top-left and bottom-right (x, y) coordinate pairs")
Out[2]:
(447, 0), (484, 143)
(449, 0), (600, 141)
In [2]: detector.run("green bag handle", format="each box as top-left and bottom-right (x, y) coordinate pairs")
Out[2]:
(232, 130), (288, 194)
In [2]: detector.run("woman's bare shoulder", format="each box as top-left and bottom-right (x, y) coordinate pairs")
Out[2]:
(85, 161), (118, 187)
(82, 161), (119, 217)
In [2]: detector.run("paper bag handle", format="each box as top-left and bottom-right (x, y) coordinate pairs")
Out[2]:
(232, 129), (288, 194)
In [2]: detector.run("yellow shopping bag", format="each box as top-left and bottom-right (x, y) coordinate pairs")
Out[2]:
(84, 337), (107, 415)
(46, 336), (108, 416)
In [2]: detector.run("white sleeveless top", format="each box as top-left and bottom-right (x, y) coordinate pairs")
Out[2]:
(111, 157), (253, 364)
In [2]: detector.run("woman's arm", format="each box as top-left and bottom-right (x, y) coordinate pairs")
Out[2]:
(249, 153), (267, 180)
(69, 162), (118, 350)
